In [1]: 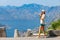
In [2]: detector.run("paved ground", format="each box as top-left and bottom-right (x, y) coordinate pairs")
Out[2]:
(0, 37), (60, 40)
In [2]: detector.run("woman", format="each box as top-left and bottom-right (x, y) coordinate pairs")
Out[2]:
(38, 10), (46, 37)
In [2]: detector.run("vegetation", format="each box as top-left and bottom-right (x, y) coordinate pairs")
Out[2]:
(48, 19), (60, 30)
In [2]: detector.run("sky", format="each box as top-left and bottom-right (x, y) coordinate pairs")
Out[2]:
(0, 0), (60, 7)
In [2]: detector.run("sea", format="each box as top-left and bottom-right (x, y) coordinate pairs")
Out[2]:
(0, 19), (40, 37)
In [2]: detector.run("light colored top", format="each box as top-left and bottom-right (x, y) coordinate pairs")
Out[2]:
(40, 20), (44, 24)
(40, 14), (45, 24)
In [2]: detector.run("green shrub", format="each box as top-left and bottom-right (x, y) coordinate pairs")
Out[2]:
(48, 19), (60, 30)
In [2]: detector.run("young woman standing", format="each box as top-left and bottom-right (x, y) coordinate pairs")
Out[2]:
(38, 10), (46, 38)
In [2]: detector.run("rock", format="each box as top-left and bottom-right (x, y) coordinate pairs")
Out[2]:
(25, 29), (33, 37)
(14, 29), (19, 38)
(48, 30), (60, 37)
(0, 27), (6, 37)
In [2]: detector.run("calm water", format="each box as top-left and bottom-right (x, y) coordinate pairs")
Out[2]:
(0, 19), (40, 37)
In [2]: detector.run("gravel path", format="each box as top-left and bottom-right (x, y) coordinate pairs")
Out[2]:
(0, 37), (60, 40)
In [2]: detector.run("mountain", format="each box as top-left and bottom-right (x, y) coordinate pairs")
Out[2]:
(0, 4), (60, 37)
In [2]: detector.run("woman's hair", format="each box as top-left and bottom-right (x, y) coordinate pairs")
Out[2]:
(41, 11), (45, 15)
(42, 11), (45, 14)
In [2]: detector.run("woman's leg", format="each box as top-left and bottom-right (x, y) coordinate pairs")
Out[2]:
(42, 26), (46, 37)
(38, 26), (46, 38)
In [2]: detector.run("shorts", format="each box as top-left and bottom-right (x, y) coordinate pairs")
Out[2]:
(41, 24), (45, 26)
(40, 24), (45, 31)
